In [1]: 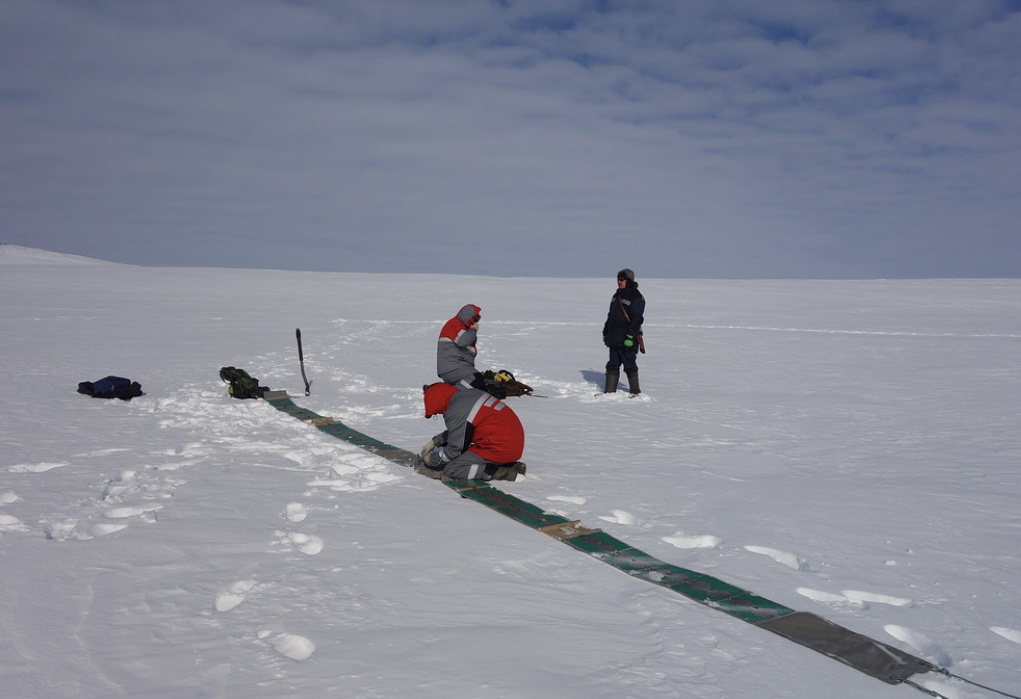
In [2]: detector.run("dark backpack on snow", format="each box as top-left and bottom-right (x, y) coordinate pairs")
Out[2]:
(471, 369), (533, 399)
(77, 376), (144, 401)
(219, 366), (268, 399)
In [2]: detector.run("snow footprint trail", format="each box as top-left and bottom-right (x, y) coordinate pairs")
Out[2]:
(545, 498), (724, 550)
(547, 494), (587, 505)
(103, 503), (163, 520)
(273, 499), (324, 556)
(265, 393), (940, 688)
(662, 532), (723, 549)
(36, 466), (185, 541)
(797, 587), (913, 611)
(156, 387), (410, 670)
(3, 415), (204, 541)
(540, 493), (937, 681)
(739, 545), (918, 613)
(0, 491), (28, 534)
(7, 461), (69, 473)
(0, 513), (32, 534)
(279, 503), (321, 553)
(545, 494), (586, 517)
(278, 444), (402, 494)
(274, 531), (325, 555)
(884, 625), (952, 667)
(271, 448), (406, 557)
(95, 468), (180, 534)
(258, 630), (316, 661)
(215, 580), (259, 612)
(285, 502), (308, 522)
(991, 626), (1021, 646)
(599, 509), (638, 525)
(745, 545), (807, 571)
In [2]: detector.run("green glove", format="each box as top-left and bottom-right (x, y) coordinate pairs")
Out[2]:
(624, 333), (636, 348)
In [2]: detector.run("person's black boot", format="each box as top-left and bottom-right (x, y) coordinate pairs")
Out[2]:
(626, 371), (641, 396)
(604, 370), (620, 393)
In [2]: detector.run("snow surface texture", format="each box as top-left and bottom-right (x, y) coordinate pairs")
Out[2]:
(1, 246), (1020, 698)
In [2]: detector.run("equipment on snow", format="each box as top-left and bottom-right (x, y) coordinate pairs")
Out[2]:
(491, 370), (533, 397)
(296, 328), (311, 396)
(473, 369), (533, 398)
(469, 372), (506, 398)
(260, 392), (940, 690)
(77, 376), (144, 401)
(219, 366), (269, 399)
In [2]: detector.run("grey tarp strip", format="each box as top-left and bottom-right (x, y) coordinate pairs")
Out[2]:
(758, 612), (934, 683)
(265, 395), (933, 686)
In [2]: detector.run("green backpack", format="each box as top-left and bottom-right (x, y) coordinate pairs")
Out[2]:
(219, 366), (268, 399)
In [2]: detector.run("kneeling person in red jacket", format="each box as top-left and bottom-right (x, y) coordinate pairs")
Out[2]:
(420, 382), (526, 481)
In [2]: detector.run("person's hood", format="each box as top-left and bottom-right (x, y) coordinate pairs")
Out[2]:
(423, 382), (459, 418)
(456, 304), (481, 326)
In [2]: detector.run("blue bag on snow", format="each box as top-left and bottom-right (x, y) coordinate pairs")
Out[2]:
(77, 376), (144, 401)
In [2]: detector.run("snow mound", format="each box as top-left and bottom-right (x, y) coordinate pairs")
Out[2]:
(0, 244), (115, 265)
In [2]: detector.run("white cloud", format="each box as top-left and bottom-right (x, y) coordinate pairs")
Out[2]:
(1, 0), (1019, 277)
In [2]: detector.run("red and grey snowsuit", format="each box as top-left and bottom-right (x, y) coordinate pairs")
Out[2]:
(437, 304), (482, 387)
(422, 382), (524, 480)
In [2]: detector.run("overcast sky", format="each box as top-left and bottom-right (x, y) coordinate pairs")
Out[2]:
(2, 0), (1020, 278)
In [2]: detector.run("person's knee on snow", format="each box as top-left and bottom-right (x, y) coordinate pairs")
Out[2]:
(421, 382), (525, 481)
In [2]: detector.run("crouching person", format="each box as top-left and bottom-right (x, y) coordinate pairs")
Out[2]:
(418, 382), (526, 481)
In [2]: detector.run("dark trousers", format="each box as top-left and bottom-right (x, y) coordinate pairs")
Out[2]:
(606, 346), (639, 375)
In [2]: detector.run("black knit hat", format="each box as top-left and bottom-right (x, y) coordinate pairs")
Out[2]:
(617, 268), (635, 282)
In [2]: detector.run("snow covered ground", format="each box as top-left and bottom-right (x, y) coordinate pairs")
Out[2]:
(2, 244), (1020, 699)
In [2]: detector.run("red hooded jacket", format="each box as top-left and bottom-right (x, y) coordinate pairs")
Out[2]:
(423, 383), (524, 464)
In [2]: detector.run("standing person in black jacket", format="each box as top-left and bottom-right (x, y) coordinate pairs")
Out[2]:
(602, 268), (645, 395)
